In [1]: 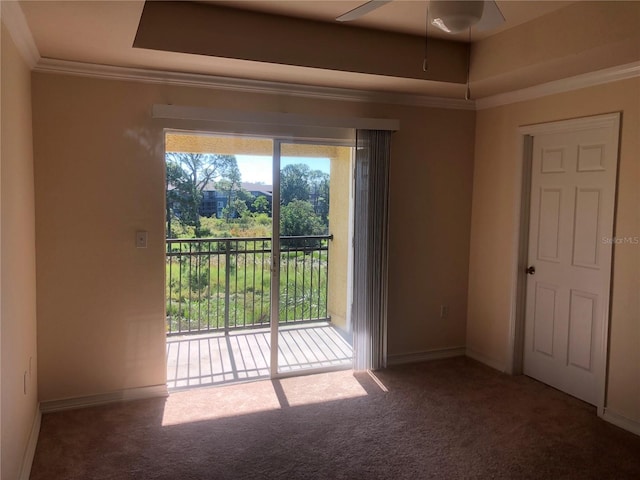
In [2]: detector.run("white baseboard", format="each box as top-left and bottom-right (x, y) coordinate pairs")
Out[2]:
(465, 348), (507, 372)
(19, 408), (42, 480)
(602, 408), (640, 437)
(40, 384), (169, 413)
(387, 347), (466, 366)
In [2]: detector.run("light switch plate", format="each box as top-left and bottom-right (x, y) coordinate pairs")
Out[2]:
(136, 231), (148, 248)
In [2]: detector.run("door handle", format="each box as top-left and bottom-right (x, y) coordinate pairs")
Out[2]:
(526, 265), (536, 275)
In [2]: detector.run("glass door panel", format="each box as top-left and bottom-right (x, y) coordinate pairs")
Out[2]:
(275, 142), (354, 375)
(164, 132), (275, 388)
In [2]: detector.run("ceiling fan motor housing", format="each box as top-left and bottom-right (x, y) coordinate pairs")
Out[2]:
(430, 0), (485, 33)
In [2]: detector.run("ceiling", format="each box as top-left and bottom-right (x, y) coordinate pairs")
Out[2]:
(204, 1), (575, 40)
(20, 1), (583, 99)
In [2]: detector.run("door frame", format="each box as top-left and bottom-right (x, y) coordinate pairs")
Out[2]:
(507, 112), (621, 416)
(269, 139), (282, 378)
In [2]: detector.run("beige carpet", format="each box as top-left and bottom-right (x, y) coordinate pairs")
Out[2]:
(31, 357), (640, 479)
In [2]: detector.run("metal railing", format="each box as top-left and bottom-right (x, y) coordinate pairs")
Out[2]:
(166, 235), (331, 336)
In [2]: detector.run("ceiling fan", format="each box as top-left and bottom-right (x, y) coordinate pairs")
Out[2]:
(336, 0), (505, 35)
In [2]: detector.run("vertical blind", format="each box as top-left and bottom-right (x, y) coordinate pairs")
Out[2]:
(352, 130), (392, 370)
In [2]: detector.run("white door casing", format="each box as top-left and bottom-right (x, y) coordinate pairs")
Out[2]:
(523, 113), (620, 406)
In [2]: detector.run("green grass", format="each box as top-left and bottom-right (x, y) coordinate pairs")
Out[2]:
(166, 248), (328, 334)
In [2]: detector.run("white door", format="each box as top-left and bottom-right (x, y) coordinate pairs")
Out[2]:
(523, 114), (620, 405)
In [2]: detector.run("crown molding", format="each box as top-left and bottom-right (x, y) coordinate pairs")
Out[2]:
(476, 61), (640, 110)
(1, 1), (40, 68)
(25, 45), (640, 112)
(33, 58), (476, 111)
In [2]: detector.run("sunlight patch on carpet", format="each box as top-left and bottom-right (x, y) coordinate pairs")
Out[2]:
(161, 370), (368, 426)
(273, 371), (368, 407)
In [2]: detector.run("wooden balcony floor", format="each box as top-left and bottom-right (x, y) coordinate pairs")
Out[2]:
(166, 322), (353, 389)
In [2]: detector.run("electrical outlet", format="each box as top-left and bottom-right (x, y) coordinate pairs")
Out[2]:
(440, 305), (449, 319)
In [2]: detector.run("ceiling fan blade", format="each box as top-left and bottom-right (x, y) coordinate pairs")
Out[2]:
(336, 0), (393, 22)
(474, 0), (505, 32)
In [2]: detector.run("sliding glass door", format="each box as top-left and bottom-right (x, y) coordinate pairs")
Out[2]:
(165, 132), (353, 388)
(271, 141), (354, 376)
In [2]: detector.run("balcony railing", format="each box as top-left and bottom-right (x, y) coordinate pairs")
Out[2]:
(166, 235), (331, 336)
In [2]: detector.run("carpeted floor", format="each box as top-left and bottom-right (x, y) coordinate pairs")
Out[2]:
(30, 357), (640, 479)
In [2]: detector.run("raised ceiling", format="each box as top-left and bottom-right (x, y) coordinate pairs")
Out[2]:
(204, 1), (575, 40)
(20, 1), (638, 100)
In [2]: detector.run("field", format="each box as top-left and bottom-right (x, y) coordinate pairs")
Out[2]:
(166, 238), (329, 334)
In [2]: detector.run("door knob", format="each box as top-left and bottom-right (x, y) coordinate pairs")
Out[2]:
(526, 266), (536, 275)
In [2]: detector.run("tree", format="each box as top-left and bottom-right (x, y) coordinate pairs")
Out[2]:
(252, 195), (270, 215)
(222, 198), (248, 220)
(165, 153), (237, 236)
(281, 164), (311, 205)
(167, 153), (237, 192)
(309, 170), (330, 223)
(237, 189), (256, 209)
(217, 161), (243, 222)
(280, 200), (325, 237)
(166, 161), (200, 238)
(281, 164), (329, 228)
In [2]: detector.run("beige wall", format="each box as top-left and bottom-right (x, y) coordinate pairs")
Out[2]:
(467, 78), (640, 423)
(32, 76), (168, 402)
(471, 1), (640, 97)
(388, 106), (475, 355)
(1, 24), (39, 480)
(32, 72), (475, 401)
(327, 148), (352, 333)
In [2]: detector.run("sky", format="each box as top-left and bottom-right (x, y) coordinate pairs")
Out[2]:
(236, 155), (330, 184)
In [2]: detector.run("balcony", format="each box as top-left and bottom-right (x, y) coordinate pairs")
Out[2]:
(166, 235), (352, 388)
